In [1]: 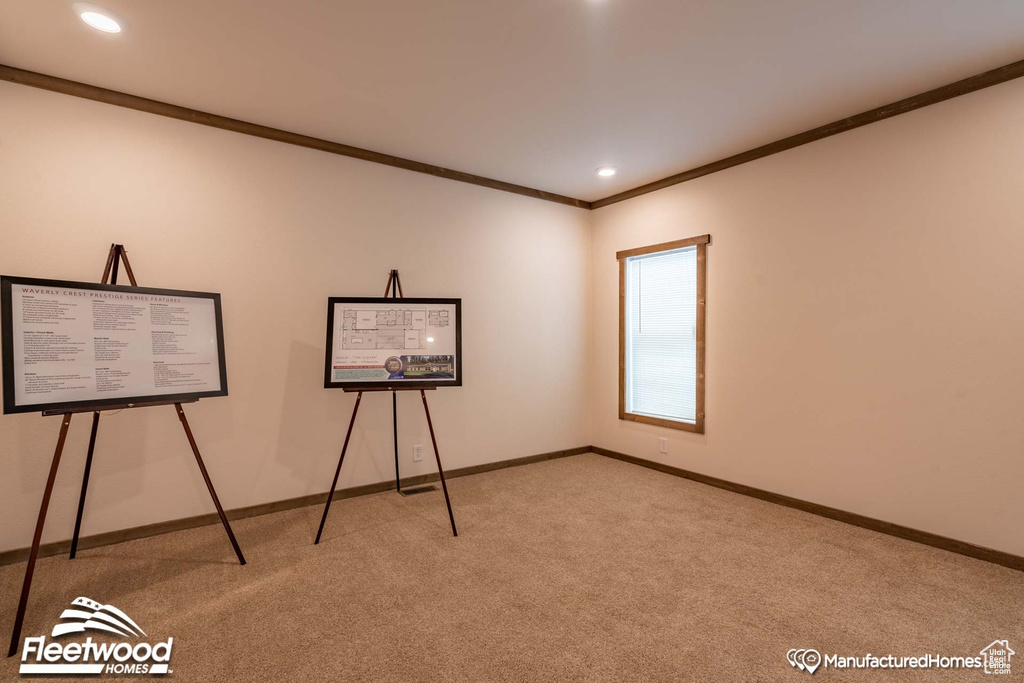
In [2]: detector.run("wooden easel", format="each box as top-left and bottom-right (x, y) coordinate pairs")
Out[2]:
(6, 244), (245, 659)
(314, 269), (458, 544)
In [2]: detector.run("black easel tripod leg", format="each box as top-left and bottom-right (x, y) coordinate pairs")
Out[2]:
(8, 413), (73, 658)
(391, 270), (401, 493)
(70, 411), (100, 559)
(420, 391), (457, 537)
(392, 391), (400, 492)
(174, 404), (246, 566)
(315, 392), (363, 544)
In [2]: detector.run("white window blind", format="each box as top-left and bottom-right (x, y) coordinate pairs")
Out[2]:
(624, 246), (697, 424)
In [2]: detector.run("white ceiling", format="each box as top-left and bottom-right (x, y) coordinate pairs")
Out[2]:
(2, 1), (1023, 202)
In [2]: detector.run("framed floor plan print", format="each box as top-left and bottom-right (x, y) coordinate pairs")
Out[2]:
(323, 297), (462, 389)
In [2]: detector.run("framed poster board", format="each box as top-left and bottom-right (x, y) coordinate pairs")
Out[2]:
(324, 297), (461, 389)
(1, 275), (228, 414)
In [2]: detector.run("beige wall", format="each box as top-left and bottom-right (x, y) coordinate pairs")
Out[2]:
(0, 81), (591, 553)
(3, 74), (1022, 559)
(590, 78), (1024, 556)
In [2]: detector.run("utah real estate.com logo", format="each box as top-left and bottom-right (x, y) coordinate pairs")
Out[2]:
(18, 597), (173, 676)
(787, 641), (1014, 675)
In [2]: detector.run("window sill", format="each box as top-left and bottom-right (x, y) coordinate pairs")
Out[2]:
(619, 410), (704, 434)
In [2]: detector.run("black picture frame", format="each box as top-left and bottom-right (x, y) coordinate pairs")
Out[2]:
(1, 275), (229, 415)
(324, 297), (462, 390)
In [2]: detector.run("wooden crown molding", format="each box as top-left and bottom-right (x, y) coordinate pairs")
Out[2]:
(3, 58), (1024, 212)
(0, 64), (591, 210)
(590, 57), (1024, 209)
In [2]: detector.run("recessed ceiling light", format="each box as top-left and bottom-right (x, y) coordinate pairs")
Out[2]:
(73, 4), (125, 33)
(596, 166), (617, 177)
(81, 11), (120, 32)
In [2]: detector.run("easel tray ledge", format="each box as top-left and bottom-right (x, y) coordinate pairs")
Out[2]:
(343, 386), (438, 392)
(42, 398), (198, 416)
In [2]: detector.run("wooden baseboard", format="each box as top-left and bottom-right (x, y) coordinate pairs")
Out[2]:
(0, 446), (591, 566)
(7, 444), (1016, 574)
(592, 446), (1023, 572)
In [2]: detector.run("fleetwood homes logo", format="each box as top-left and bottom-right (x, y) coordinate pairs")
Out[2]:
(18, 597), (173, 676)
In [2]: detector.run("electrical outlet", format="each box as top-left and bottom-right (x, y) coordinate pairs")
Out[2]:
(413, 444), (423, 462)
(658, 438), (668, 454)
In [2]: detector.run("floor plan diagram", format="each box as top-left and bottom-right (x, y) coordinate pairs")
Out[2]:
(340, 307), (429, 350)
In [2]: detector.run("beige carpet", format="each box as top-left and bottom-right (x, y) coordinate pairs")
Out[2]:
(2, 453), (1022, 681)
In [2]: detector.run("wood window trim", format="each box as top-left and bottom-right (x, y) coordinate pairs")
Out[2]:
(618, 234), (709, 434)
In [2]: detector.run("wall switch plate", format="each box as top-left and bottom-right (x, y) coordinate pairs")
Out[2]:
(413, 445), (423, 462)
(658, 438), (668, 454)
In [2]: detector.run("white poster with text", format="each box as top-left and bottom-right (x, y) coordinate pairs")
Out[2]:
(4, 281), (224, 411)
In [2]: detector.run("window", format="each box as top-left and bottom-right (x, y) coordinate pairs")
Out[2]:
(618, 235), (709, 433)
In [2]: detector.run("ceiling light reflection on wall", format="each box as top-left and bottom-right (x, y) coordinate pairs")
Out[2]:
(596, 166), (617, 177)
(73, 4), (126, 33)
